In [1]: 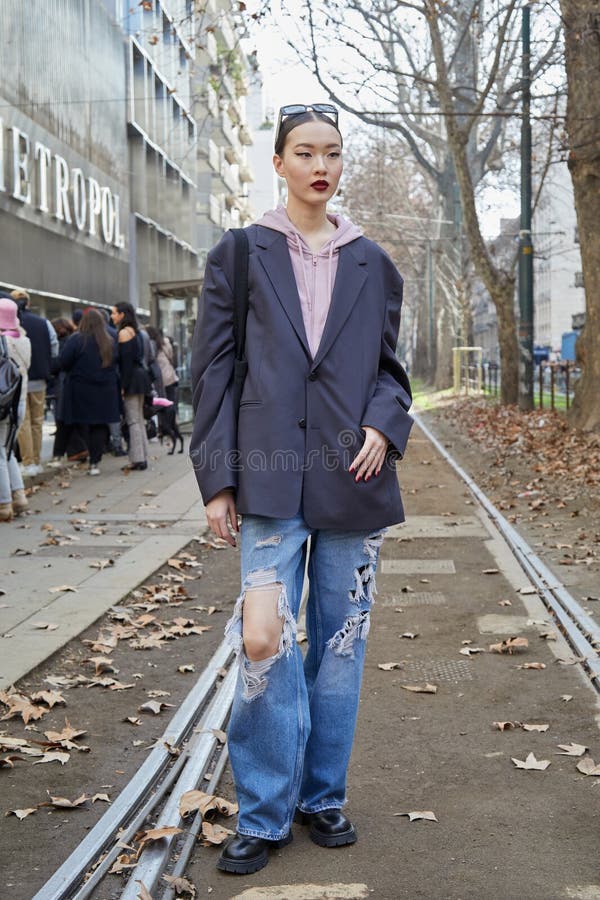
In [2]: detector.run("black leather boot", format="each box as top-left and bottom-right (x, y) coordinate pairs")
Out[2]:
(217, 831), (293, 874)
(295, 808), (357, 847)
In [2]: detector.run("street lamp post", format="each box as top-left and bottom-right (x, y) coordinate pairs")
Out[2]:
(518, 3), (534, 410)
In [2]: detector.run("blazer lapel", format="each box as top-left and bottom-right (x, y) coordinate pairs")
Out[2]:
(256, 228), (311, 359)
(312, 241), (367, 367)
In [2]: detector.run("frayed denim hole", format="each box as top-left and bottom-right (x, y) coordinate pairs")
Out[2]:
(348, 530), (385, 606)
(255, 534), (282, 548)
(327, 610), (371, 659)
(225, 570), (297, 702)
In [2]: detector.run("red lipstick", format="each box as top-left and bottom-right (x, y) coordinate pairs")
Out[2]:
(311, 180), (329, 191)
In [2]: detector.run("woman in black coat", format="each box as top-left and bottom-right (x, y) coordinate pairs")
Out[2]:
(61, 309), (119, 475)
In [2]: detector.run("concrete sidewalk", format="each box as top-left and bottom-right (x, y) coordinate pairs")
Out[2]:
(0, 440), (206, 689)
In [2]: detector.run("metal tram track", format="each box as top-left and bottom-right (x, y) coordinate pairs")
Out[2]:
(35, 415), (600, 899)
(34, 641), (237, 900)
(414, 412), (600, 689)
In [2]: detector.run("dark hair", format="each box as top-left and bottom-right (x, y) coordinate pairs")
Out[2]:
(113, 301), (139, 333)
(274, 111), (343, 157)
(72, 309), (84, 326)
(51, 317), (75, 340)
(145, 325), (164, 352)
(79, 308), (114, 367)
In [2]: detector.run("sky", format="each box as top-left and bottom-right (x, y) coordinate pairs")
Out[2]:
(250, 5), (520, 238)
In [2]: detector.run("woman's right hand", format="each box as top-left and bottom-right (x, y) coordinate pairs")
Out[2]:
(205, 489), (239, 547)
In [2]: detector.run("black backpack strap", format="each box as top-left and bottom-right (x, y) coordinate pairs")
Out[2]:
(230, 228), (249, 410)
(231, 228), (249, 364)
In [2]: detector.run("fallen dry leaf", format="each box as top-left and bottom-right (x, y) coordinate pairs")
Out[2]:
(516, 662), (546, 670)
(557, 743), (587, 757)
(178, 664), (195, 674)
(511, 752), (551, 771)
(44, 719), (87, 744)
(91, 793), (111, 803)
(378, 662), (402, 671)
(561, 695), (573, 702)
(400, 632), (419, 640)
(493, 721), (516, 731)
(460, 647), (486, 656)
(5, 808), (37, 820)
(109, 854), (137, 874)
(0, 692), (49, 725)
(401, 683), (437, 694)
(30, 691), (66, 708)
(482, 568), (500, 575)
(32, 751), (70, 766)
(137, 825), (182, 847)
(139, 700), (174, 715)
(47, 585), (78, 594)
(540, 632), (558, 642)
(212, 729), (227, 743)
(32, 622), (60, 631)
(498, 599), (513, 607)
(162, 874), (196, 896)
(40, 793), (89, 809)
(490, 637), (529, 654)
(136, 882), (154, 900)
(576, 757), (600, 776)
(200, 821), (234, 845)
(521, 723), (549, 732)
(393, 810), (438, 822)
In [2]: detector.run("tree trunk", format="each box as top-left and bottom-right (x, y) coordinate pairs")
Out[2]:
(560, 0), (600, 431)
(495, 281), (520, 405)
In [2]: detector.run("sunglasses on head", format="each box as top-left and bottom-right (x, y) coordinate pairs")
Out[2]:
(275, 103), (339, 143)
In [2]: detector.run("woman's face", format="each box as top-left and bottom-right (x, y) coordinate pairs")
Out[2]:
(273, 120), (343, 207)
(111, 306), (123, 326)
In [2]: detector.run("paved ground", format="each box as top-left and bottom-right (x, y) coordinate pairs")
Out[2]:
(0, 435), (205, 689)
(1, 422), (599, 900)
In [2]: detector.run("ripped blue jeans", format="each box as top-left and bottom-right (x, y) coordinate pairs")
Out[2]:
(224, 513), (385, 840)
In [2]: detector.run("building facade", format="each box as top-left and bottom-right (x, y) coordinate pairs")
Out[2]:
(532, 161), (584, 356)
(0, 0), (129, 319)
(1, 0), (262, 416)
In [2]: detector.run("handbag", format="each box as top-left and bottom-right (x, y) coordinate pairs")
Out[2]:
(231, 227), (249, 411)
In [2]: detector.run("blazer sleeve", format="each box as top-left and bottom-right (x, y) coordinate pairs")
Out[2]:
(189, 232), (239, 504)
(361, 265), (413, 459)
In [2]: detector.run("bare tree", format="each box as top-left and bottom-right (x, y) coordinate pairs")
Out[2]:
(281, 0), (562, 403)
(559, 0), (600, 431)
(340, 133), (435, 375)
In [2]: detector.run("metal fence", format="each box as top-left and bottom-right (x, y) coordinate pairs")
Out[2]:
(480, 361), (581, 410)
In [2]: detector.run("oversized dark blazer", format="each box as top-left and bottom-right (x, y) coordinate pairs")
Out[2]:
(190, 224), (413, 530)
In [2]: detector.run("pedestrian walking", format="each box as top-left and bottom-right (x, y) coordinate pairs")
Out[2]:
(47, 317), (86, 465)
(12, 290), (58, 475)
(190, 102), (412, 874)
(60, 308), (119, 476)
(0, 296), (31, 521)
(110, 302), (149, 471)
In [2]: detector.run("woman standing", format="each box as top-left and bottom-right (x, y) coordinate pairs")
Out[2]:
(60, 309), (119, 476)
(0, 296), (31, 520)
(190, 104), (412, 874)
(110, 302), (149, 471)
(145, 326), (179, 406)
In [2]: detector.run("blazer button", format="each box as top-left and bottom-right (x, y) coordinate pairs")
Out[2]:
(308, 371), (318, 381)
(298, 418), (306, 429)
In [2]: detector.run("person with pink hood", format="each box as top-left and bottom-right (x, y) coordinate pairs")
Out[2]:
(191, 103), (412, 874)
(0, 295), (31, 520)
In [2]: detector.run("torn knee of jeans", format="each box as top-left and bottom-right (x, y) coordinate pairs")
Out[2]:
(327, 610), (370, 658)
(255, 533), (282, 548)
(224, 569), (296, 702)
(348, 530), (386, 605)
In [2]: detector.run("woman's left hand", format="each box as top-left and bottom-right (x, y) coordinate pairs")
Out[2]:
(349, 426), (389, 482)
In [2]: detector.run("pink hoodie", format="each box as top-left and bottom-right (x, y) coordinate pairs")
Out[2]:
(256, 205), (362, 358)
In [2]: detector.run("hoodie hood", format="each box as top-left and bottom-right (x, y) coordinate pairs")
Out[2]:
(255, 205), (362, 357)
